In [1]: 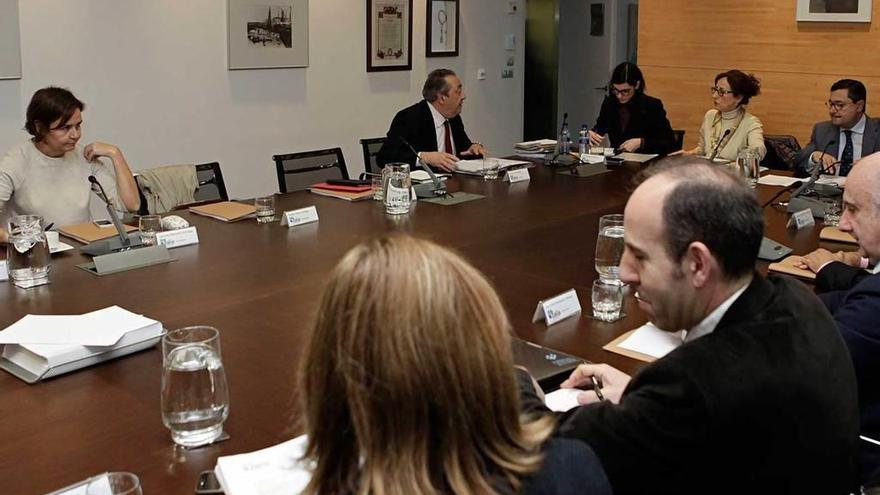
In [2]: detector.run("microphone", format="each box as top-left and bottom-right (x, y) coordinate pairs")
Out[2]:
(88, 175), (130, 247)
(560, 112), (569, 135)
(708, 129), (731, 161)
(761, 180), (803, 208)
(395, 136), (447, 198)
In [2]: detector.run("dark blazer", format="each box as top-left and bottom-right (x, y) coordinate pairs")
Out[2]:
(795, 116), (880, 176)
(516, 438), (612, 495)
(377, 100), (473, 168)
(592, 93), (677, 155)
(819, 271), (880, 487)
(817, 260), (871, 293)
(519, 275), (859, 495)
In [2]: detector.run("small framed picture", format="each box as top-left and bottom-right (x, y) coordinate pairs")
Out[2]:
(367, 0), (414, 72)
(227, 0), (309, 69)
(796, 0), (872, 22)
(427, 0), (459, 57)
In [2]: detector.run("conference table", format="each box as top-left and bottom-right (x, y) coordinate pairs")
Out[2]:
(0, 160), (839, 494)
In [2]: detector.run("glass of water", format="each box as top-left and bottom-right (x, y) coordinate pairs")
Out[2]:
(595, 214), (625, 284)
(371, 172), (385, 201)
(384, 163), (412, 215)
(7, 215), (51, 287)
(161, 326), (230, 448)
(735, 148), (759, 188)
(592, 279), (623, 322)
(255, 195), (276, 223)
(138, 215), (162, 246)
(822, 196), (842, 226)
(85, 472), (142, 495)
(482, 158), (499, 180)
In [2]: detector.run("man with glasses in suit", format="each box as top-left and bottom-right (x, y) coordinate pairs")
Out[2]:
(797, 79), (880, 177)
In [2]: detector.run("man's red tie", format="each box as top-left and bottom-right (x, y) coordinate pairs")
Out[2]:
(443, 120), (453, 155)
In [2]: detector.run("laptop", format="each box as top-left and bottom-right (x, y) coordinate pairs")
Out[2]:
(512, 338), (586, 392)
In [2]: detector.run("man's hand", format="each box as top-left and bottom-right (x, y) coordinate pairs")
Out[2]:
(83, 142), (120, 162)
(418, 151), (459, 172)
(791, 248), (859, 272)
(810, 151), (837, 174)
(588, 130), (605, 147)
(560, 363), (631, 405)
(461, 143), (488, 157)
(618, 138), (643, 153)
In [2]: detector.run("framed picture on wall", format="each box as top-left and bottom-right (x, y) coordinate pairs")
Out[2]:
(227, 0), (309, 70)
(0, 0), (22, 80)
(426, 0), (459, 57)
(367, 0), (413, 72)
(796, 0), (872, 22)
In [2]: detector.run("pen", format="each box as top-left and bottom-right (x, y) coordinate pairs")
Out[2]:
(45, 222), (54, 231)
(590, 375), (605, 401)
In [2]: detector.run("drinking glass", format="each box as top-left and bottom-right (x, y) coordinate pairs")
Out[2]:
(592, 279), (623, 322)
(822, 196), (842, 226)
(735, 148), (759, 188)
(595, 214), (625, 284)
(383, 163), (412, 215)
(371, 172), (385, 201)
(85, 472), (142, 495)
(138, 215), (162, 246)
(481, 158), (500, 180)
(7, 214), (51, 286)
(161, 326), (230, 448)
(255, 195), (276, 223)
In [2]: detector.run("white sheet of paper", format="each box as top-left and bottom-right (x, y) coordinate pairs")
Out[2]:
(579, 154), (605, 164)
(817, 175), (847, 187)
(456, 158), (530, 173)
(215, 434), (312, 495)
(618, 322), (683, 359)
(758, 175), (801, 187)
(0, 306), (155, 346)
(410, 170), (450, 183)
(544, 388), (583, 412)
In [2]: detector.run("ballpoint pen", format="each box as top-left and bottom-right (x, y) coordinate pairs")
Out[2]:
(590, 375), (605, 401)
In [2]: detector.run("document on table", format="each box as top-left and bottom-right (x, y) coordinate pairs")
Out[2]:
(613, 152), (658, 163)
(0, 306), (156, 346)
(545, 388), (583, 412)
(617, 322), (684, 359)
(816, 175), (846, 187)
(758, 175), (801, 187)
(215, 434), (312, 495)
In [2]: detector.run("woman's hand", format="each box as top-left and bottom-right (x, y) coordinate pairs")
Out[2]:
(83, 142), (120, 162)
(588, 130), (605, 147)
(618, 138), (643, 153)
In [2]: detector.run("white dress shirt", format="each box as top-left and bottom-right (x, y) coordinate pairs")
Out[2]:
(835, 113), (867, 175)
(427, 101), (455, 155)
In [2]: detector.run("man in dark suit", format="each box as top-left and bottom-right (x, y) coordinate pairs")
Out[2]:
(518, 157), (859, 494)
(796, 79), (880, 177)
(377, 68), (487, 172)
(791, 152), (880, 492)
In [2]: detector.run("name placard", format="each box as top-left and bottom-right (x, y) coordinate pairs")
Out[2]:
(787, 208), (815, 230)
(532, 289), (582, 326)
(155, 226), (199, 249)
(0, 260), (8, 281)
(281, 206), (319, 227)
(506, 168), (530, 183)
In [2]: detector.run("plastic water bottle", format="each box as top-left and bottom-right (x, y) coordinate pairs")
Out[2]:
(560, 123), (571, 154)
(578, 125), (589, 155)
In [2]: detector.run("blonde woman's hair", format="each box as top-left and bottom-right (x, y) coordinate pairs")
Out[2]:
(301, 235), (553, 495)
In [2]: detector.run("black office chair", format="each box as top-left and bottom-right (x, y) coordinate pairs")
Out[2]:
(273, 147), (350, 193)
(135, 161), (229, 215)
(360, 137), (387, 175)
(762, 135), (802, 171)
(672, 129), (685, 152)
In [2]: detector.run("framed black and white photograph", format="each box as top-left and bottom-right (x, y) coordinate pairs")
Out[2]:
(426, 0), (459, 57)
(367, 0), (413, 72)
(228, 0), (309, 70)
(0, 0), (21, 80)
(796, 0), (872, 22)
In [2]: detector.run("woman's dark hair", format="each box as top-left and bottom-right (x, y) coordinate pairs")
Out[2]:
(25, 87), (84, 141)
(610, 62), (646, 94)
(715, 70), (761, 106)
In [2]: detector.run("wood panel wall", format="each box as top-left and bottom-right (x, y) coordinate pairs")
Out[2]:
(639, 1), (880, 149)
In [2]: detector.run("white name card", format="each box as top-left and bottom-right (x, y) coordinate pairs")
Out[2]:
(155, 226), (199, 249)
(506, 168), (530, 183)
(281, 206), (319, 227)
(0, 260), (8, 281)
(787, 208), (815, 230)
(532, 289), (582, 326)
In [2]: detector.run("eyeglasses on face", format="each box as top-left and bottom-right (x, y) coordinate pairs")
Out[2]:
(825, 100), (850, 111)
(610, 87), (634, 96)
(711, 86), (734, 96)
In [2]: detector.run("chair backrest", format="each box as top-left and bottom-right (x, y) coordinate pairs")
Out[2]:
(194, 162), (229, 203)
(273, 147), (349, 193)
(762, 135), (802, 171)
(672, 129), (685, 151)
(360, 137), (387, 175)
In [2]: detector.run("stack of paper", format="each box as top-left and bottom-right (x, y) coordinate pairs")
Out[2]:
(0, 306), (164, 383)
(603, 322), (684, 362)
(215, 434), (312, 495)
(757, 175), (801, 187)
(455, 158), (530, 175)
(189, 201), (256, 222)
(309, 183), (373, 202)
(515, 139), (556, 153)
(58, 222), (138, 244)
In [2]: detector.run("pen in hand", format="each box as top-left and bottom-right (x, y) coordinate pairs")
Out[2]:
(590, 375), (605, 401)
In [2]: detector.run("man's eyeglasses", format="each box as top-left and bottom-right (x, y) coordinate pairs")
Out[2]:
(825, 100), (850, 111)
(610, 87), (634, 96)
(710, 86), (733, 96)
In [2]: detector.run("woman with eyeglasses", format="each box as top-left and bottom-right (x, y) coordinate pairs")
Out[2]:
(0, 87), (140, 243)
(300, 235), (612, 495)
(681, 70), (766, 162)
(589, 62), (677, 154)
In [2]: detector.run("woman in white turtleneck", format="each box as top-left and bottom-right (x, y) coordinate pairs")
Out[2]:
(683, 70), (766, 162)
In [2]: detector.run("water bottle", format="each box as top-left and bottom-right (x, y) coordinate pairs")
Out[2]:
(578, 125), (589, 155)
(560, 123), (571, 154)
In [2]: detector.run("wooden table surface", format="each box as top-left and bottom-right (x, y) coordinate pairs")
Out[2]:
(0, 163), (839, 494)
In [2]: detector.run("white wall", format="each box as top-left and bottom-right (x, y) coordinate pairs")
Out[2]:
(0, 0), (525, 198)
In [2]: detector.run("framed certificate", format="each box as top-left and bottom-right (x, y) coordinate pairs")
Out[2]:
(367, 0), (413, 72)
(426, 0), (459, 57)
